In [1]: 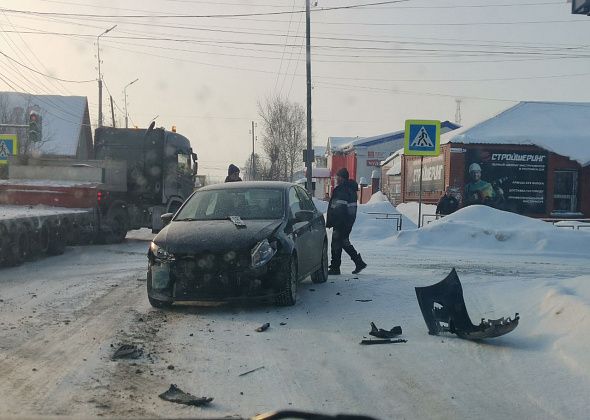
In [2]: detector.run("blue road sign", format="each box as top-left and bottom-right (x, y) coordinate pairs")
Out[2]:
(404, 120), (440, 156)
(0, 134), (18, 165)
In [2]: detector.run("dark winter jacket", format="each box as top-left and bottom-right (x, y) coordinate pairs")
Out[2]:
(436, 194), (459, 215)
(224, 175), (243, 182)
(326, 179), (358, 231)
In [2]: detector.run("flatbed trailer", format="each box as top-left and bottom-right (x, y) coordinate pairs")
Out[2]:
(0, 204), (97, 267)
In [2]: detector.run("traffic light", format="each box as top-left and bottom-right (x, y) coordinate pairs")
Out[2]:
(28, 111), (42, 143)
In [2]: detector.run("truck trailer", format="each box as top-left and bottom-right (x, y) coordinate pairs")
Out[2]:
(0, 124), (197, 267)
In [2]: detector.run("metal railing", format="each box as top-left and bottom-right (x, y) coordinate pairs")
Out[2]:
(364, 212), (402, 231)
(421, 213), (444, 226)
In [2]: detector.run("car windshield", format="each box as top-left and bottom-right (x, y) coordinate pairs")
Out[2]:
(175, 188), (284, 221)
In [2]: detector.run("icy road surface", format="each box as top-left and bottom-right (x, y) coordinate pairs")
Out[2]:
(1, 203), (589, 419)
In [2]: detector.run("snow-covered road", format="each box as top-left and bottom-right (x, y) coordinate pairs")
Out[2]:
(1, 202), (589, 419)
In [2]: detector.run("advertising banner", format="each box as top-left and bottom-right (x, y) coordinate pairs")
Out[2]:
(405, 155), (444, 193)
(465, 149), (547, 213)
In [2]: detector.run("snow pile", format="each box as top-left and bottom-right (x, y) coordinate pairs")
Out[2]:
(353, 193), (416, 240)
(389, 205), (590, 256)
(395, 201), (437, 226)
(0, 204), (89, 220)
(533, 275), (590, 372)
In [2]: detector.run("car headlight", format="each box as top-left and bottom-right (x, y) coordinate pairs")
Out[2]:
(251, 239), (277, 268)
(150, 241), (174, 261)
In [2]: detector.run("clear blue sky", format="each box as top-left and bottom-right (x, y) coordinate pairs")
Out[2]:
(1, 0), (588, 178)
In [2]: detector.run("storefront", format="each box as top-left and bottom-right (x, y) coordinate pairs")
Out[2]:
(394, 102), (590, 218)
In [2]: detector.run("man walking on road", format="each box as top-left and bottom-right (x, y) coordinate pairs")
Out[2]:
(326, 168), (367, 275)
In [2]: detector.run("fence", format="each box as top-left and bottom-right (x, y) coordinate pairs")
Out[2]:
(364, 212), (402, 231)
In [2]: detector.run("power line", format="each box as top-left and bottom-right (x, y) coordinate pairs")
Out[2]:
(0, 50), (95, 83)
(0, 2), (412, 19)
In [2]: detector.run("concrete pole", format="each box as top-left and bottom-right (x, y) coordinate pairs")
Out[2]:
(305, 0), (313, 195)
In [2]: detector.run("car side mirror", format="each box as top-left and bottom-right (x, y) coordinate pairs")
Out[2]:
(161, 213), (174, 226)
(295, 210), (314, 223)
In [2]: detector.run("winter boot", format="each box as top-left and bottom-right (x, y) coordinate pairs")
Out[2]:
(352, 254), (367, 275)
(328, 265), (341, 275)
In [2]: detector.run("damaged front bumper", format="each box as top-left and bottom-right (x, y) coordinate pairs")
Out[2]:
(415, 268), (520, 340)
(148, 253), (288, 302)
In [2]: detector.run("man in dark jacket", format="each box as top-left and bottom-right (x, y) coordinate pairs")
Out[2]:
(326, 168), (367, 275)
(436, 187), (459, 216)
(225, 164), (242, 182)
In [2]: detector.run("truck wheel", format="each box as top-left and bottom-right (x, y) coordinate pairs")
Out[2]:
(7, 231), (28, 266)
(47, 222), (66, 256)
(102, 208), (128, 244)
(0, 224), (8, 266)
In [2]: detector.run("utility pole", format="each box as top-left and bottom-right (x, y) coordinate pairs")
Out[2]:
(251, 121), (256, 181)
(110, 96), (116, 127)
(97, 25), (116, 128)
(305, 0), (313, 195)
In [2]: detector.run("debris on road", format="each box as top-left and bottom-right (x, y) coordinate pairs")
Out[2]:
(360, 339), (407, 345)
(255, 322), (270, 332)
(280, 322), (287, 326)
(111, 344), (143, 360)
(239, 366), (265, 377)
(158, 384), (213, 406)
(369, 322), (402, 339)
(356, 299), (372, 302)
(415, 268), (520, 340)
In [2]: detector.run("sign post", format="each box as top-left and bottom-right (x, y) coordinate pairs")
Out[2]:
(404, 120), (441, 228)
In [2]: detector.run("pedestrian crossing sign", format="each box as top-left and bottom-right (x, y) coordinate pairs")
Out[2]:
(0, 134), (18, 165)
(404, 120), (441, 156)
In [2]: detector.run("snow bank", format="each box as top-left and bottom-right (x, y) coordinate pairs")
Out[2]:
(389, 205), (590, 257)
(0, 204), (89, 220)
(353, 194), (416, 240)
(395, 201), (437, 226)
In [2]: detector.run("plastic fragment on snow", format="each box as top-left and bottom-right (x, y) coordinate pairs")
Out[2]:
(111, 344), (143, 360)
(239, 366), (265, 377)
(360, 339), (407, 345)
(415, 268), (520, 340)
(369, 322), (402, 339)
(255, 322), (270, 332)
(159, 384), (213, 406)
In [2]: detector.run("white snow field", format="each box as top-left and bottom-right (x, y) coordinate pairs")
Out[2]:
(0, 196), (588, 419)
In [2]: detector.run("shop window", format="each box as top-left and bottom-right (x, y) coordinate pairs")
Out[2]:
(553, 170), (578, 213)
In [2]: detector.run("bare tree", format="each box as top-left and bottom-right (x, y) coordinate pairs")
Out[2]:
(243, 152), (269, 181)
(258, 96), (306, 181)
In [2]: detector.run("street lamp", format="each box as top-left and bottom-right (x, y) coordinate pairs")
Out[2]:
(123, 78), (139, 128)
(97, 24), (117, 127)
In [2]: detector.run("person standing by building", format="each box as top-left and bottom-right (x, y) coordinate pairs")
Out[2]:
(225, 164), (242, 182)
(436, 187), (459, 216)
(326, 168), (367, 275)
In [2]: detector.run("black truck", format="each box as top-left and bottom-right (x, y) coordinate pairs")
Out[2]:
(94, 125), (198, 239)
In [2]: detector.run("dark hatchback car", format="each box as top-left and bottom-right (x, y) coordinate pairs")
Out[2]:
(147, 181), (328, 307)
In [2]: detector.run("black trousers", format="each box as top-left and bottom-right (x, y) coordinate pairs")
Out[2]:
(330, 227), (359, 268)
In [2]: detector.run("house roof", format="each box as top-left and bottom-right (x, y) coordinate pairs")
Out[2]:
(342, 120), (460, 152)
(0, 92), (90, 156)
(442, 101), (590, 166)
(327, 136), (363, 153)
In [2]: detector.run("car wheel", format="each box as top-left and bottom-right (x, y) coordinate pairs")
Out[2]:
(148, 295), (173, 309)
(275, 255), (297, 306)
(311, 240), (328, 284)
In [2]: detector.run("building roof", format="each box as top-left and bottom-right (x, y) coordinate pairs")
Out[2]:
(327, 136), (363, 153)
(0, 92), (90, 157)
(314, 146), (327, 157)
(342, 120), (460, 153)
(442, 101), (590, 166)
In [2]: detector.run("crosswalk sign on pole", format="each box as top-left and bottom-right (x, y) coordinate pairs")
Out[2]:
(0, 134), (18, 165)
(404, 120), (441, 156)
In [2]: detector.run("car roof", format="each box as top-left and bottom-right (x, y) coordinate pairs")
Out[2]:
(198, 181), (296, 192)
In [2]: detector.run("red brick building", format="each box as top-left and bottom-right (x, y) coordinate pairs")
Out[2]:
(386, 102), (590, 218)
